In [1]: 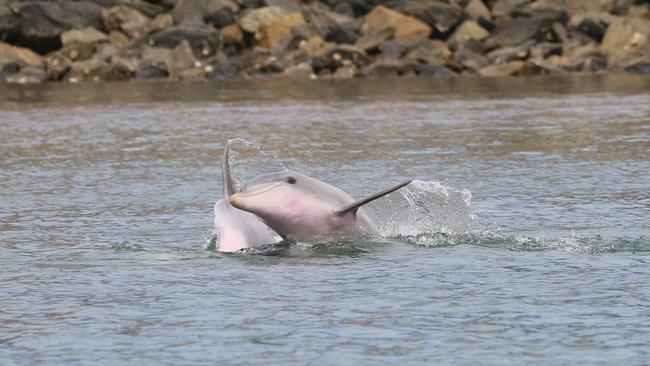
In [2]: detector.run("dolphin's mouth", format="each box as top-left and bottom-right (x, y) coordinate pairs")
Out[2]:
(230, 184), (286, 207)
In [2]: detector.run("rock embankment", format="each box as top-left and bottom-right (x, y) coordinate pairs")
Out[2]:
(1, 0), (649, 83)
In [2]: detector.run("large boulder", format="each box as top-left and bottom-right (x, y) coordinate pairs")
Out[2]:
(402, 0), (466, 35)
(6, 1), (104, 53)
(601, 16), (650, 70)
(148, 25), (221, 57)
(363, 5), (431, 41)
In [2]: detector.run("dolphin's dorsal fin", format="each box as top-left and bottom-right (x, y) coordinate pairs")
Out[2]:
(222, 140), (235, 197)
(334, 180), (412, 217)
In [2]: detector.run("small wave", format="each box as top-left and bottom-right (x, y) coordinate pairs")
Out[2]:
(367, 179), (472, 237)
(399, 232), (650, 254)
(111, 241), (149, 252)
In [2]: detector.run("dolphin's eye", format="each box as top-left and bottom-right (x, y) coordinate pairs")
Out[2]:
(286, 177), (297, 184)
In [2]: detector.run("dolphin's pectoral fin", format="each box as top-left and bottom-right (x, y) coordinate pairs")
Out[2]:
(334, 180), (412, 217)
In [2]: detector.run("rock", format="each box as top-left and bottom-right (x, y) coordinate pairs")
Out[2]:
(479, 60), (538, 76)
(5, 65), (49, 84)
(7, 1), (103, 53)
(93, 0), (167, 18)
(364, 5), (431, 40)
(0, 41), (41, 66)
(60, 41), (98, 62)
(103, 6), (151, 39)
(108, 55), (137, 80)
(168, 40), (198, 77)
(355, 26), (395, 51)
(255, 12), (306, 53)
(240, 6), (289, 33)
(332, 2), (355, 18)
(44, 53), (72, 80)
(529, 42), (562, 59)
(302, 2), (355, 39)
(492, 0), (532, 18)
(448, 20), (490, 44)
(332, 64), (356, 79)
(206, 62), (238, 80)
(415, 64), (455, 76)
(568, 12), (615, 42)
(466, 0), (492, 21)
(61, 28), (109, 46)
(361, 58), (417, 77)
(487, 40), (535, 63)
(149, 25), (221, 58)
(404, 40), (452, 65)
(402, 0), (466, 35)
(141, 45), (173, 70)
(530, 0), (616, 15)
(95, 43), (120, 61)
(325, 25), (359, 45)
(0, 3), (18, 35)
(378, 40), (409, 59)
(172, 0), (238, 25)
(145, 14), (174, 34)
(135, 65), (169, 78)
(282, 62), (314, 79)
(67, 58), (111, 82)
(490, 10), (568, 47)
(601, 17), (650, 69)
(311, 44), (370, 72)
(221, 23), (244, 44)
(453, 47), (489, 71)
(109, 31), (131, 49)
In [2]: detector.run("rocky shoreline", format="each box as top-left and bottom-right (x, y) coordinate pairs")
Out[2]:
(1, 0), (649, 84)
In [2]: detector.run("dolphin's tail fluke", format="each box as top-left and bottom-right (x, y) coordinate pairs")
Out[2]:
(222, 140), (235, 197)
(334, 180), (412, 217)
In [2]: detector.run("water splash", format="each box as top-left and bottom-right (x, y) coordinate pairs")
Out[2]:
(367, 179), (472, 237)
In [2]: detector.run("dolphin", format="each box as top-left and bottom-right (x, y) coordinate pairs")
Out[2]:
(213, 141), (277, 252)
(229, 170), (411, 241)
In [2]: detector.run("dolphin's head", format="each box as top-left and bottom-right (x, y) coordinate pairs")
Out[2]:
(229, 171), (344, 237)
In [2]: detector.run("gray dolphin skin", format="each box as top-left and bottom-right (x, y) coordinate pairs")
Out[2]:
(213, 141), (276, 252)
(229, 170), (411, 241)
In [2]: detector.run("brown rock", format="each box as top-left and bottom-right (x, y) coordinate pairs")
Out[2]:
(282, 62), (314, 79)
(479, 61), (537, 76)
(601, 17), (650, 69)
(466, 0), (492, 21)
(0, 41), (41, 66)
(109, 31), (131, 48)
(67, 58), (111, 82)
(168, 40), (198, 77)
(332, 64), (356, 79)
(146, 14), (174, 34)
(402, 1), (465, 34)
(44, 53), (72, 80)
(404, 40), (452, 65)
(61, 27), (109, 46)
(363, 5), (431, 41)
(240, 6), (288, 33)
(492, 0), (531, 19)
(449, 20), (490, 44)
(102, 5), (151, 39)
(568, 12), (615, 41)
(362, 59), (417, 77)
(255, 12), (306, 53)
(487, 40), (535, 64)
(221, 23), (244, 44)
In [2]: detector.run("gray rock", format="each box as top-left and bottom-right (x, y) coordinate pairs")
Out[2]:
(492, 0), (532, 18)
(490, 10), (568, 47)
(168, 40), (197, 77)
(415, 64), (455, 76)
(206, 62), (238, 80)
(404, 39), (452, 65)
(311, 44), (370, 73)
(92, 0), (168, 18)
(453, 47), (489, 71)
(7, 1), (103, 53)
(172, 0), (238, 26)
(378, 40), (409, 59)
(240, 6), (288, 33)
(361, 58), (417, 77)
(148, 25), (221, 58)
(325, 25), (359, 45)
(487, 40), (535, 64)
(282, 62), (314, 79)
(402, 0), (466, 34)
(44, 53), (72, 80)
(568, 12), (615, 42)
(135, 64), (169, 78)
(67, 57), (111, 82)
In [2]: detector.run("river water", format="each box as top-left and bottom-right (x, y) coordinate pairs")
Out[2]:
(1, 75), (649, 365)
